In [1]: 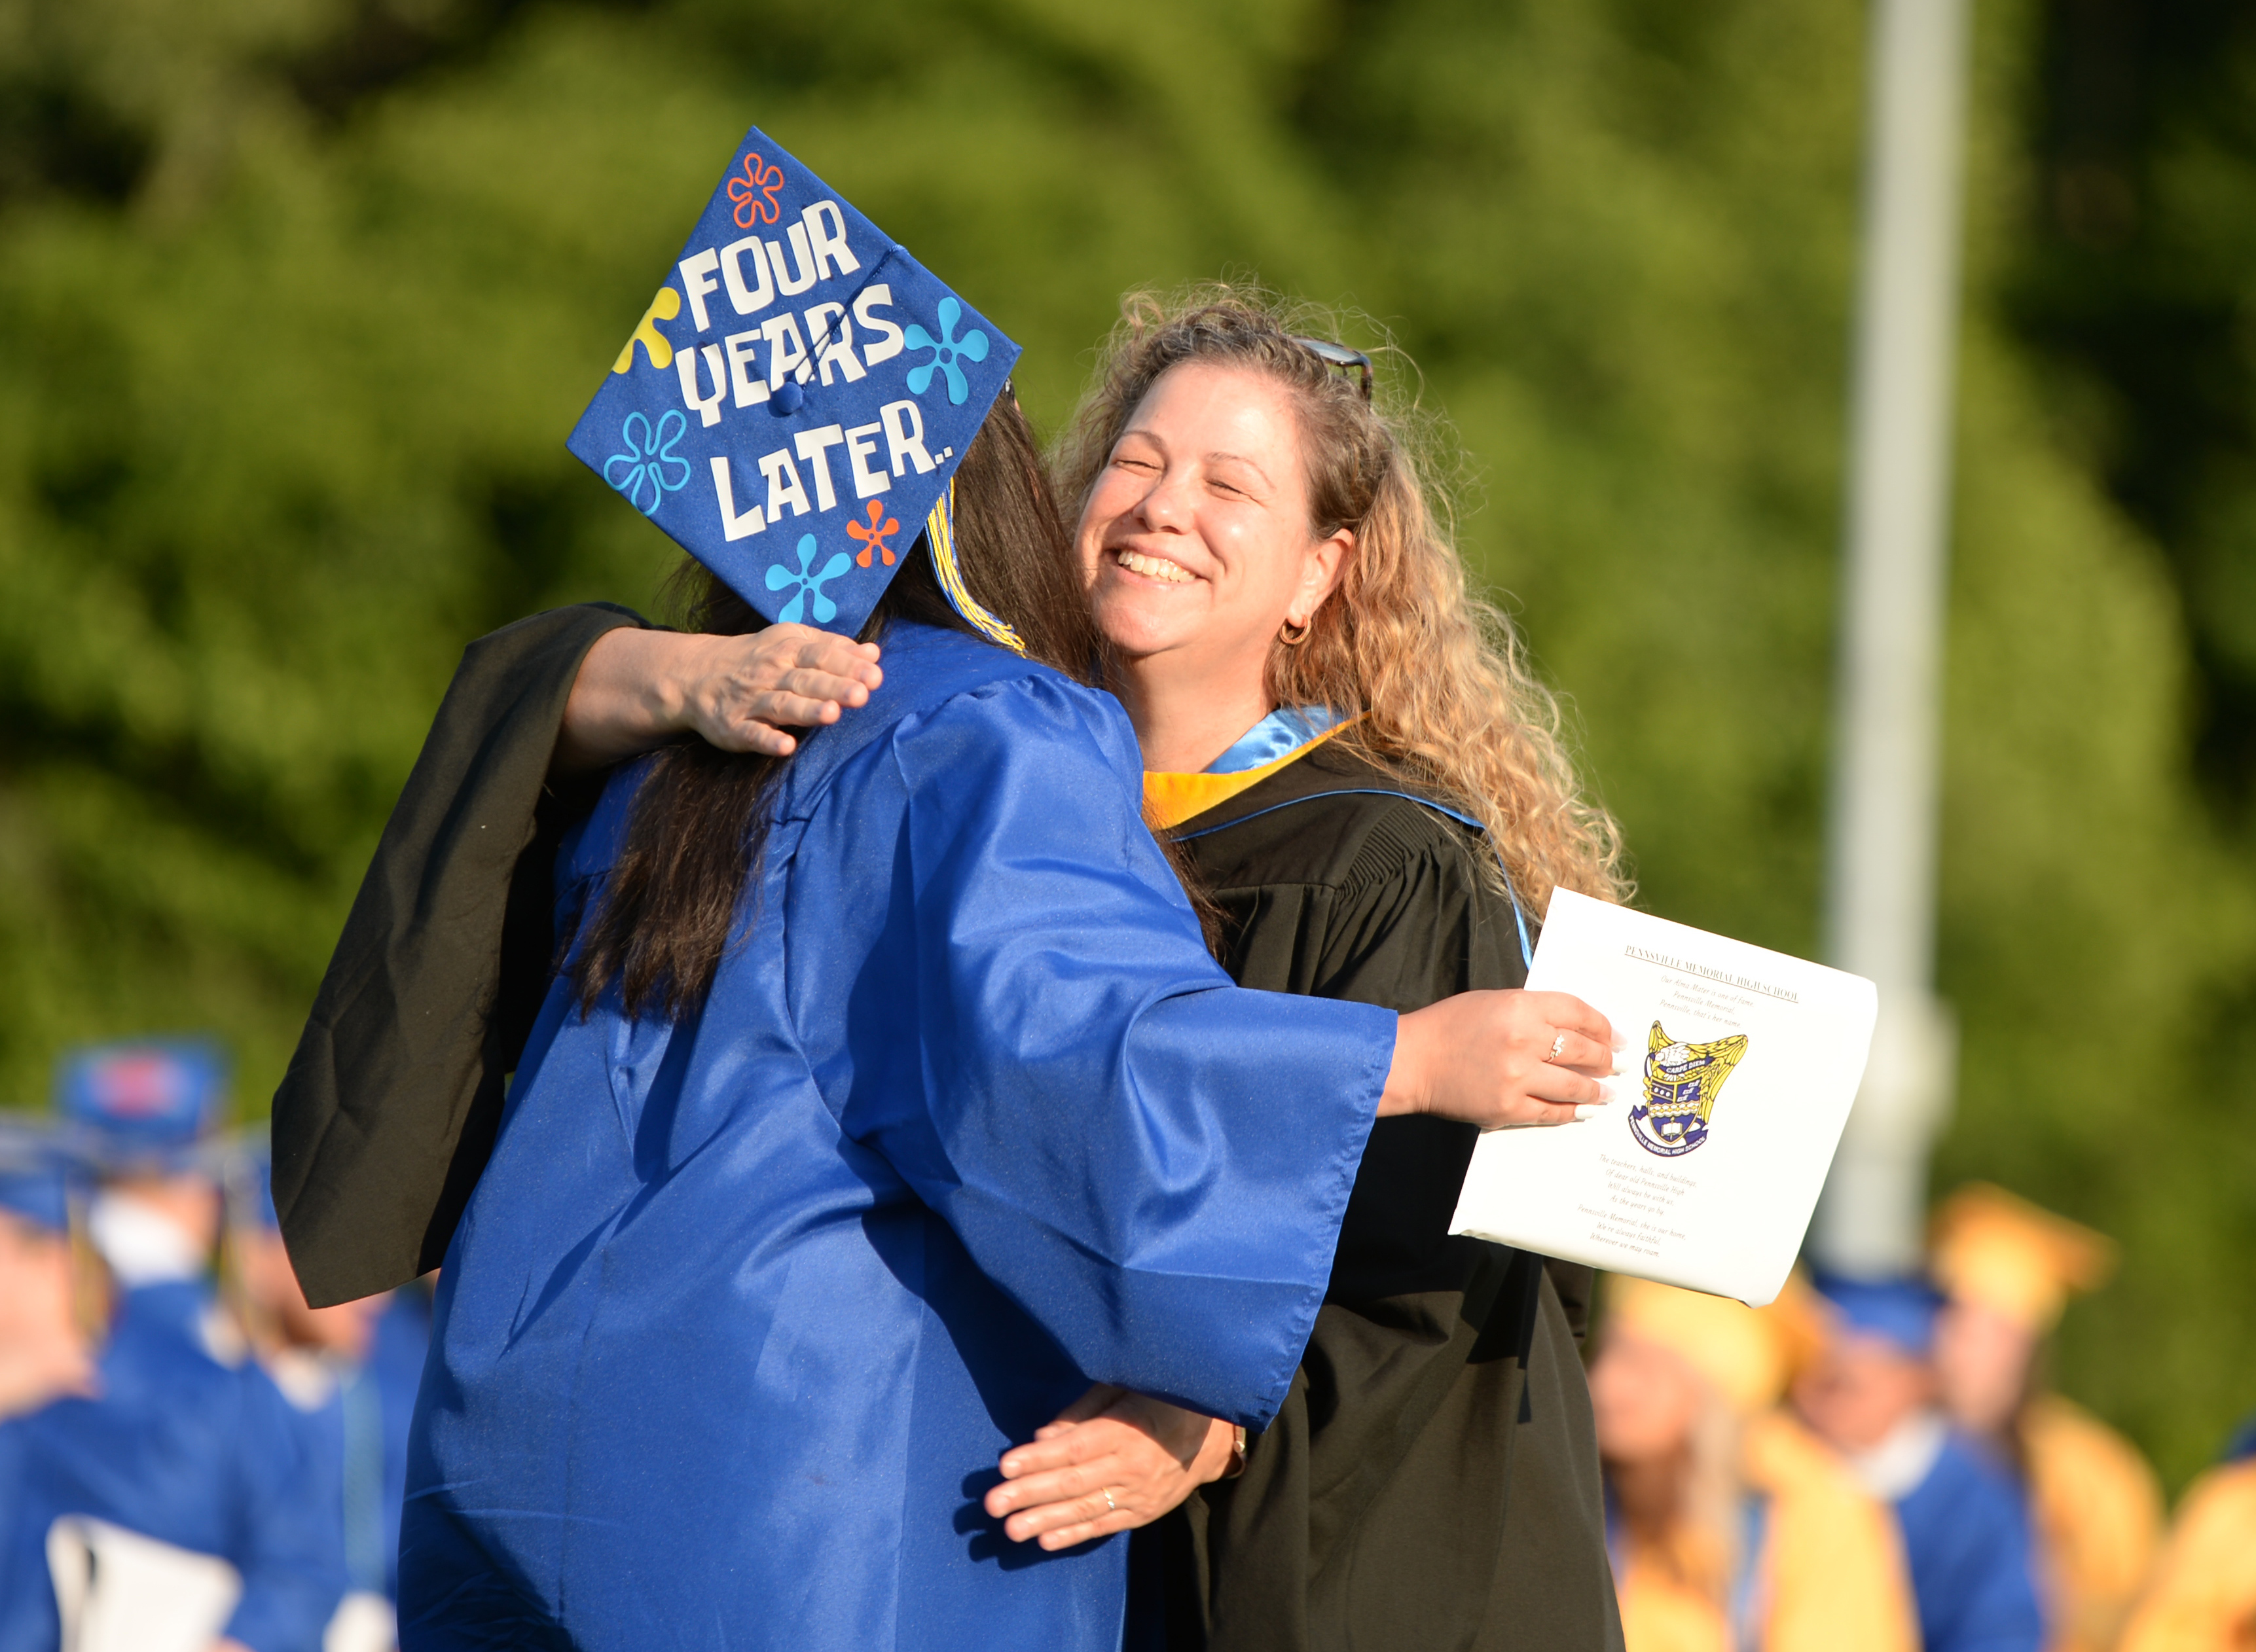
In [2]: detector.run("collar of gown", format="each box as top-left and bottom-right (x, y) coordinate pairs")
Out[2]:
(1844, 1405), (1949, 1501)
(265, 1344), (350, 1411)
(88, 1190), (208, 1288)
(1144, 707), (1352, 831)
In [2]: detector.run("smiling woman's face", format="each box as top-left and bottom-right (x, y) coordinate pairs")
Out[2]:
(1077, 361), (1349, 683)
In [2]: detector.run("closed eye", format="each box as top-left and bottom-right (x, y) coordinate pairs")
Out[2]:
(1203, 452), (1271, 501)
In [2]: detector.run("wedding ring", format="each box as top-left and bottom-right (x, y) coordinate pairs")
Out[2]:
(1545, 1030), (1568, 1063)
(1102, 1488), (1118, 1513)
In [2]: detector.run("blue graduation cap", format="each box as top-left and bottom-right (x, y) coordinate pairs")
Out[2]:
(1810, 1268), (1944, 1359)
(569, 128), (1023, 645)
(54, 1038), (227, 1170)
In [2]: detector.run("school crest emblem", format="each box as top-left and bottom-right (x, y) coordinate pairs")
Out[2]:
(1628, 1021), (1749, 1158)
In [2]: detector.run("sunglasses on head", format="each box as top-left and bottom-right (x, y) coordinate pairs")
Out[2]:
(1291, 336), (1374, 402)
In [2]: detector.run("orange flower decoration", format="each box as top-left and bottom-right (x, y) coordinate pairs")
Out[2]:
(846, 499), (900, 568)
(727, 153), (786, 229)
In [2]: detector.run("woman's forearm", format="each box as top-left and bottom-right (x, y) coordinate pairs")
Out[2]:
(553, 624), (885, 776)
(554, 628), (708, 774)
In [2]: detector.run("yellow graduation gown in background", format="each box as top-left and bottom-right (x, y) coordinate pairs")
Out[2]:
(1616, 1564), (1730, 1652)
(1616, 1412), (1919, 1652)
(2117, 1460), (2256, 1652)
(2022, 1394), (2164, 1652)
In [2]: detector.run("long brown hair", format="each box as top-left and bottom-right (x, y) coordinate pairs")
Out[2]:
(1051, 283), (1629, 912)
(571, 394), (1097, 1020)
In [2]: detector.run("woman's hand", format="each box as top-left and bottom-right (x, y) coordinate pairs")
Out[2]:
(553, 625), (884, 774)
(1381, 988), (1621, 1126)
(983, 1384), (1238, 1551)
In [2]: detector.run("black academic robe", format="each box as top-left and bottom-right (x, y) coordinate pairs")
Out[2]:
(270, 608), (1622, 1649)
(1153, 739), (1623, 1652)
(273, 603), (647, 1306)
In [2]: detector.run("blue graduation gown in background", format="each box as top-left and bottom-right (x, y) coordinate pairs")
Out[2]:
(278, 1288), (431, 1603)
(1895, 1431), (2046, 1652)
(367, 1289), (430, 1600)
(0, 1281), (348, 1652)
(0, 1422), (36, 1652)
(401, 624), (1396, 1652)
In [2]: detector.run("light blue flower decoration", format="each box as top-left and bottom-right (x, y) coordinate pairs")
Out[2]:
(903, 296), (990, 406)
(602, 409), (692, 516)
(765, 533), (854, 624)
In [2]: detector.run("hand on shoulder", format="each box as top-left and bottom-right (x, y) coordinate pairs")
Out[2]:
(556, 624), (884, 772)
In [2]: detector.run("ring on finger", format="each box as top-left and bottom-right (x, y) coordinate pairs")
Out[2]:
(1102, 1488), (1117, 1513)
(1544, 1030), (1568, 1064)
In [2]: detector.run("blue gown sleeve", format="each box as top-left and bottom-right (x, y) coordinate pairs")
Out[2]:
(824, 673), (1396, 1429)
(220, 1369), (350, 1652)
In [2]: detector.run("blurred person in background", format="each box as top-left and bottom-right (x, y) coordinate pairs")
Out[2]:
(1592, 1274), (1916, 1652)
(2117, 1417), (2256, 1652)
(1931, 1183), (2164, 1652)
(69, 1043), (232, 1314)
(1796, 1273), (2044, 1652)
(0, 1126), (103, 1649)
(0, 1043), (346, 1652)
(0, 1126), (98, 1425)
(229, 1141), (430, 1652)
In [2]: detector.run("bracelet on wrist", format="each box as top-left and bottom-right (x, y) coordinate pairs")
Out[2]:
(1221, 1424), (1248, 1479)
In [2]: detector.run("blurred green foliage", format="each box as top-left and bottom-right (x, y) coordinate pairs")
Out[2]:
(1, 0), (2251, 1484)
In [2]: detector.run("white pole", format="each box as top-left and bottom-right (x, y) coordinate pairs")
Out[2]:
(1810, 0), (1972, 1277)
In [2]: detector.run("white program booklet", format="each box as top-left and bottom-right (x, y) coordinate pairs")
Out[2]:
(1449, 889), (1878, 1306)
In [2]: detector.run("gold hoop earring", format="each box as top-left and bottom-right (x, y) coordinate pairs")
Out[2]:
(1279, 617), (1312, 647)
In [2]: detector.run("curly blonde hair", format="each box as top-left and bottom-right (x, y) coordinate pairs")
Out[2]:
(1051, 283), (1629, 914)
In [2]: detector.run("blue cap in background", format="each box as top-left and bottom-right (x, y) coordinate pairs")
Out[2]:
(0, 1119), (78, 1234)
(54, 1039), (227, 1170)
(568, 126), (1023, 646)
(1810, 1269), (1945, 1359)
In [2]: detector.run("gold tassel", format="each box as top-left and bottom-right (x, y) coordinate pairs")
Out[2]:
(925, 484), (1024, 655)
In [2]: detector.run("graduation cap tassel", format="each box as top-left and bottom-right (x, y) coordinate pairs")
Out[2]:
(926, 484), (1024, 655)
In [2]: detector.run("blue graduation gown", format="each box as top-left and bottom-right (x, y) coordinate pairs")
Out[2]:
(276, 1289), (431, 1603)
(401, 623), (1395, 1651)
(368, 1289), (430, 1599)
(0, 1281), (348, 1652)
(1896, 1431), (2045, 1652)
(0, 1422), (39, 1652)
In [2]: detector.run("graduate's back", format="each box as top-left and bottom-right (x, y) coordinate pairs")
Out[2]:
(403, 620), (1396, 1652)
